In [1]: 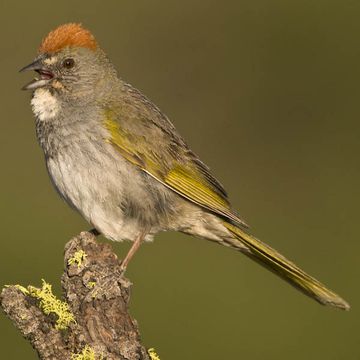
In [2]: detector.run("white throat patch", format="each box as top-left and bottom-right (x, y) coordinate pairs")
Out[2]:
(31, 88), (60, 121)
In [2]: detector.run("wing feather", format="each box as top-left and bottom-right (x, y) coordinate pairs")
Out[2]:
(103, 89), (248, 228)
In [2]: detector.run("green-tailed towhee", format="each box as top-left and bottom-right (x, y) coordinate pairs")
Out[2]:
(20, 23), (349, 310)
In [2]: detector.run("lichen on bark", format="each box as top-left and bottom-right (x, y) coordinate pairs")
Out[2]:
(0, 231), (151, 360)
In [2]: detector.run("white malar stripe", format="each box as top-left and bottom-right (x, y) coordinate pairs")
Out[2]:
(31, 88), (60, 121)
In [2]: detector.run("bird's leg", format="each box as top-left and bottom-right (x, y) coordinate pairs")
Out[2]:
(119, 232), (146, 273)
(89, 228), (100, 236)
(84, 231), (146, 301)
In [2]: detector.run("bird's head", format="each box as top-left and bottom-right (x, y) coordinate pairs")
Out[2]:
(20, 23), (116, 101)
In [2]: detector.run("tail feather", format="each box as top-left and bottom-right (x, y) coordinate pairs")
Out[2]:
(223, 222), (350, 310)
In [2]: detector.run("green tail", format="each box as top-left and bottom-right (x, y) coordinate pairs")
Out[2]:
(223, 222), (349, 310)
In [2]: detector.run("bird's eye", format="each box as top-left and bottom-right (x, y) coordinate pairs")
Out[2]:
(63, 58), (75, 69)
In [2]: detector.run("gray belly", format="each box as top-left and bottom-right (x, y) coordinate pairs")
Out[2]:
(45, 139), (175, 242)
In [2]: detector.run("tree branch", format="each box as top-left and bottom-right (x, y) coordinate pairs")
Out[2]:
(0, 231), (151, 360)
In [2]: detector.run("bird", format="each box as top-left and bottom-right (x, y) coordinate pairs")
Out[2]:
(20, 23), (349, 310)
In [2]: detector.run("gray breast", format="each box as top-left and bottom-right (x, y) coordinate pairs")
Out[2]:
(38, 114), (177, 241)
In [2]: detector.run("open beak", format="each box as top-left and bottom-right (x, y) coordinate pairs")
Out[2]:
(20, 58), (54, 91)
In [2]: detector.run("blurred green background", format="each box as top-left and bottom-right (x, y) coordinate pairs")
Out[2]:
(0, 0), (358, 358)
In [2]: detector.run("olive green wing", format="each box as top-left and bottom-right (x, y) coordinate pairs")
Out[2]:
(163, 163), (248, 227)
(103, 95), (248, 228)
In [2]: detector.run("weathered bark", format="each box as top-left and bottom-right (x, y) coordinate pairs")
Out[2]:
(0, 231), (150, 360)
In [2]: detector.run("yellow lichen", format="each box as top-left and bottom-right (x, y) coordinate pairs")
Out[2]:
(86, 281), (96, 289)
(14, 284), (30, 295)
(12, 279), (75, 330)
(148, 348), (161, 360)
(71, 345), (102, 360)
(68, 249), (88, 268)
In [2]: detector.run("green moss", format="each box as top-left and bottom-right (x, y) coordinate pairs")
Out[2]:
(12, 279), (75, 330)
(71, 345), (102, 360)
(68, 249), (87, 268)
(148, 348), (161, 360)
